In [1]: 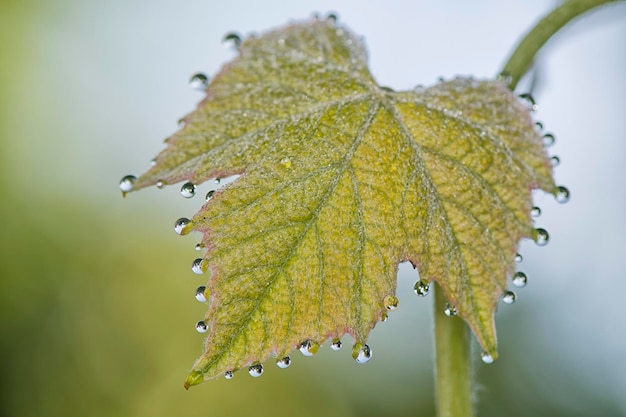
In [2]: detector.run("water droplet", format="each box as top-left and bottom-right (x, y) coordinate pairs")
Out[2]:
(156, 180), (165, 189)
(352, 343), (372, 364)
(330, 339), (342, 351)
(223, 32), (242, 48)
(555, 186), (570, 204)
(535, 121), (544, 132)
(530, 206), (541, 217)
(413, 84), (425, 92)
(502, 291), (516, 304)
(177, 118), (186, 128)
(195, 321), (208, 333)
(180, 182), (196, 198)
(381, 312), (389, 322)
(276, 356), (291, 369)
(497, 72), (512, 86)
(512, 271), (527, 288)
(326, 13), (338, 22)
(195, 286), (208, 302)
(299, 340), (319, 356)
(444, 303), (457, 317)
(542, 133), (555, 147)
(383, 295), (399, 311)
(518, 93), (538, 111)
(413, 280), (430, 297)
(514, 253), (523, 263)
(195, 243), (204, 251)
(279, 157), (292, 169)
(189, 72), (209, 91)
(150, 158), (156, 166)
(224, 371), (234, 380)
(174, 218), (192, 235)
(205, 190), (215, 201)
(191, 258), (207, 275)
(248, 364), (263, 377)
(533, 228), (549, 246)
(550, 156), (560, 167)
(119, 175), (136, 193)
(481, 352), (495, 364)
(215, 178), (221, 184)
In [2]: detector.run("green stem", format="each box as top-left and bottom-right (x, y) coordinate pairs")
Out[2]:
(500, 0), (624, 90)
(434, 284), (473, 417)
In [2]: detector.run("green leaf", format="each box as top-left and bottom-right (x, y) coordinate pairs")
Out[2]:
(130, 18), (555, 386)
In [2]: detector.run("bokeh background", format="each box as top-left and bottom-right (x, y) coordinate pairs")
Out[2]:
(1, 1), (625, 416)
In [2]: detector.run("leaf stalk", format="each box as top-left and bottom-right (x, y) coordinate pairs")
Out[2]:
(500, 0), (624, 90)
(433, 284), (473, 417)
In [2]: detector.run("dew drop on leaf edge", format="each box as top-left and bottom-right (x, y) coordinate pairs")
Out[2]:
(481, 352), (495, 364)
(191, 258), (207, 274)
(224, 371), (234, 380)
(514, 253), (523, 263)
(195, 286), (208, 302)
(502, 290), (516, 304)
(555, 186), (570, 204)
(383, 294), (399, 310)
(119, 175), (136, 193)
(542, 133), (556, 147)
(276, 356), (291, 369)
(512, 271), (527, 288)
(413, 279), (430, 297)
(299, 340), (319, 356)
(518, 93), (538, 111)
(330, 339), (342, 351)
(326, 12), (338, 22)
(530, 206), (541, 217)
(205, 190), (215, 201)
(195, 321), (208, 333)
(352, 343), (372, 364)
(189, 72), (209, 91)
(550, 156), (560, 167)
(223, 32), (242, 48)
(444, 303), (457, 317)
(156, 180), (165, 189)
(180, 182), (197, 198)
(174, 218), (192, 235)
(248, 364), (263, 377)
(533, 228), (549, 246)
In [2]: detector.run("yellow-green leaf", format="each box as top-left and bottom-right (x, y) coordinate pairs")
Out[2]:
(129, 18), (555, 386)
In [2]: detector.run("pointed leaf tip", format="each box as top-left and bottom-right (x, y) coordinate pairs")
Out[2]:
(129, 18), (555, 381)
(184, 371), (204, 389)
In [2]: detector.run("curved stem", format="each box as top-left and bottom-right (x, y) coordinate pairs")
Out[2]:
(500, 0), (624, 90)
(434, 284), (473, 417)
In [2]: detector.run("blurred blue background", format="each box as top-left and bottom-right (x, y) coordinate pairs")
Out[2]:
(1, 1), (625, 416)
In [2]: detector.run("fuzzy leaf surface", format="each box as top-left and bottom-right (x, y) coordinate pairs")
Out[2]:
(132, 18), (555, 386)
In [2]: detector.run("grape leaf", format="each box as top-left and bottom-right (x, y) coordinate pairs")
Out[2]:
(128, 17), (555, 386)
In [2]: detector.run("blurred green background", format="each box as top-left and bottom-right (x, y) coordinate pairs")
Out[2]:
(1, 1), (625, 416)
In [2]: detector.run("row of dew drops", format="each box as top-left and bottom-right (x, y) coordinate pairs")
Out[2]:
(118, 30), (256, 196)
(188, 209), (372, 380)
(119, 64), (569, 381)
